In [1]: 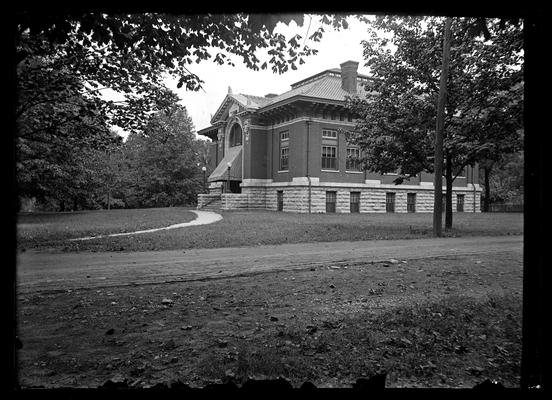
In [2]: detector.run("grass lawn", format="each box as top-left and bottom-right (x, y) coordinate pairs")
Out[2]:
(16, 250), (522, 388)
(17, 207), (196, 250)
(17, 209), (523, 252)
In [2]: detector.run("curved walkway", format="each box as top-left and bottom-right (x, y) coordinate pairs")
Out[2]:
(69, 210), (223, 241)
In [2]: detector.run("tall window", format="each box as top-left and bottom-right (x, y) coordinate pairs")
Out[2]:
(346, 147), (361, 171)
(407, 193), (416, 213)
(229, 124), (242, 147)
(457, 194), (465, 212)
(326, 191), (337, 213)
(279, 131), (289, 171)
(322, 146), (337, 169)
(350, 192), (360, 213)
(322, 129), (338, 170)
(386, 192), (395, 213)
(280, 147), (289, 171)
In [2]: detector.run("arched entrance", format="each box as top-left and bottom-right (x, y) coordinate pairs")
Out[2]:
(229, 124), (242, 147)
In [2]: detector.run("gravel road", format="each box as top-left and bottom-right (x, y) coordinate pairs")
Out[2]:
(16, 235), (522, 294)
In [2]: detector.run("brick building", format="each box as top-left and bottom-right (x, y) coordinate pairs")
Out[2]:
(197, 61), (481, 213)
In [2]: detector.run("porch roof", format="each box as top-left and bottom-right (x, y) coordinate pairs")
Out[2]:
(208, 146), (242, 182)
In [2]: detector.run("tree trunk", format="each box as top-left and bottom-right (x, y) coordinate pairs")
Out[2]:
(432, 17), (452, 237)
(445, 154), (453, 229)
(483, 164), (492, 212)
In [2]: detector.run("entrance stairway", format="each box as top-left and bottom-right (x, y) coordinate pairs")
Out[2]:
(197, 193), (222, 210)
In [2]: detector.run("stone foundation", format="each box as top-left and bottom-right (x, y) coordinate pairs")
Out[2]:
(242, 185), (480, 213)
(198, 184), (481, 213)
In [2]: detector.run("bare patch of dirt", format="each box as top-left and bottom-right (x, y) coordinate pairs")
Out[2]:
(16, 250), (522, 389)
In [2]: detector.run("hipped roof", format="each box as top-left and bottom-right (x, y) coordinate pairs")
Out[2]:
(199, 66), (376, 137)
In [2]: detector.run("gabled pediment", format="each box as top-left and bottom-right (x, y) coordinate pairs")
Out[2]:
(210, 94), (249, 124)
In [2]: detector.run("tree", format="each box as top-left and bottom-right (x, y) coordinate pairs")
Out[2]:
(15, 13), (350, 134)
(15, 12), (351, 209)
(121, 104), (204, 208)
(346, 16), (523, 229)
(433, 17), (452, 236)
(480, 151), (523, 206)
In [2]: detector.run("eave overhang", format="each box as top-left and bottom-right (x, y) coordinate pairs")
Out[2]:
(197, 122), (223, 141)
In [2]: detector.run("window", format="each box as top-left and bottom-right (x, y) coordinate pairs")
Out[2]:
(350, 192), (360, 213)
(386, 192), (395, 213)
(322, 146), (337, 170)
(322, 129), (337, 139)
(457, 167), (466, 177)
(279, 131), (289, 171)
(457, 194), (465, 212)
(346, 147), (361, 171)
(326, 191), (337, 213)
(280, 147), (289, 171)
(277, 190), (284, 211)
(229, 124), (242, 147)
(407, 193), (416, 213)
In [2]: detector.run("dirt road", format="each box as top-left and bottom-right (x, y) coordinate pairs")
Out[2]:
(16, 235), (522, 294)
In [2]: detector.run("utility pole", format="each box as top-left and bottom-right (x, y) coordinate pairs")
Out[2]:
(107, 149), (111, 211)
(433, 17), (452, 237)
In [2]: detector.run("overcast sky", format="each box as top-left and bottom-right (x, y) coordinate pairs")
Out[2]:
(151, 14), (376, 139)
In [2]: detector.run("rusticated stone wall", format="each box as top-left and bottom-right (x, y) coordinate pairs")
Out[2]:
(204, 185), (481, 213)
(197, 193), (222, 209)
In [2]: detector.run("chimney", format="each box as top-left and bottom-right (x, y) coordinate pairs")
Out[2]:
(340, 61), (359, 94)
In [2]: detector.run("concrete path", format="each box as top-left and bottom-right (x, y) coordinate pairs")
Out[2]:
(69, 210), (222, 241)
(16, 235), (523, 294)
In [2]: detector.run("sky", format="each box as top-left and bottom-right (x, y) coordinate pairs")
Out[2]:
(136, 14), (377, 139)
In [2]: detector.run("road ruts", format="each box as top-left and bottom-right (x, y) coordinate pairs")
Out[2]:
(16, 235), (523, 294)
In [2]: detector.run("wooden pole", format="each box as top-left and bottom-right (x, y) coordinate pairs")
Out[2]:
(433, 17), (452, 237)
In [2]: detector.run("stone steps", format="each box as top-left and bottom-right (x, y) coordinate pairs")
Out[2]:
(201, 201), (222, 210)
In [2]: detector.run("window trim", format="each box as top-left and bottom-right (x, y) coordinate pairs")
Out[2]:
(407, 192), (416, 213)
(229, 124), (243, 147)
(350, 191), (360, 213)
(326, 190), (337, 213)
(322, 129), (338, 139)
(321, 145), (338, 170)
(278, 130), (289, 172)
(386, 192), (396, 213)
(279, 146), (289, 172)
(457, 193), (465, 212)
(346, 146), (361, 171)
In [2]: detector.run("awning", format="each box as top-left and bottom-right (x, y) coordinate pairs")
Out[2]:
(208, 146), (242, 182)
